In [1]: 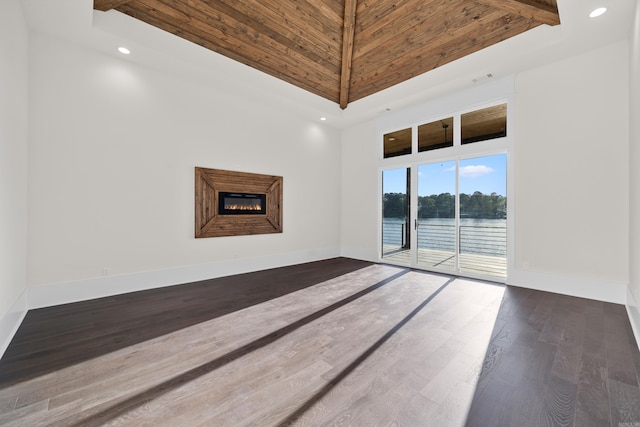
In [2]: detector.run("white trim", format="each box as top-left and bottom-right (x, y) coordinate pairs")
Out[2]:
(0, 289), (28, 360)
(627, 287), (640, 353)
(508, 269), (627, 304)
(27, 248), (340, 309)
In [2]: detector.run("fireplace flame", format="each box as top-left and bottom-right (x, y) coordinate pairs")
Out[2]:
(225, 204), (262, 211)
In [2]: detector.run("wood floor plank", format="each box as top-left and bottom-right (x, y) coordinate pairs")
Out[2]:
(575, 351), (611, 427)
(465, 376), (514, 427)
(539, 374), (577, 427)
(505, 379), (544, 427)
(608, 379), (640, 426)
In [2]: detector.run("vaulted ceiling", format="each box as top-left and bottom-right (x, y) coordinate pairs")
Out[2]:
(93, 0), (559, 109)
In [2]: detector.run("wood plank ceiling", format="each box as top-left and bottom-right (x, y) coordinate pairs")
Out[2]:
(94, 0), (559, 109)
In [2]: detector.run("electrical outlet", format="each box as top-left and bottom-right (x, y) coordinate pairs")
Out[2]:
(523, 261), (530, 270)
(101, 267), (110, 276)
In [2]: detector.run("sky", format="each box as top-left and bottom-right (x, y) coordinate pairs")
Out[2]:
(383, 153), (506, 196)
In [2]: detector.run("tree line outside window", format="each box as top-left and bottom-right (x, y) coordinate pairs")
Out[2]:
(383, 191), (506, 219)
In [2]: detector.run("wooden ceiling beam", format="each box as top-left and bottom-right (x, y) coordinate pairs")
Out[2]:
(475, 0), (560, 26)
(339, 0), (357, 109)
(94, 0), (132, 12)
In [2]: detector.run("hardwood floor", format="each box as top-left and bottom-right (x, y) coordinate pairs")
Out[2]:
(1, 257), (639, 426)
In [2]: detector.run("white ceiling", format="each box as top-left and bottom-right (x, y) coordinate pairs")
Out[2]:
(19, 0), (636, 129)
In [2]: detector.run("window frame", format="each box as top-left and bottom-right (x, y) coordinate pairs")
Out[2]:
(376, 76), (515, 282)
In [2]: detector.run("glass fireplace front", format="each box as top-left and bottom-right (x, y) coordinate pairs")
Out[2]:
(218, 192), (266, 215)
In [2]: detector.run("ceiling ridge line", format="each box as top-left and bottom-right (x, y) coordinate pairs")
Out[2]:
(340, 0), (357, 109)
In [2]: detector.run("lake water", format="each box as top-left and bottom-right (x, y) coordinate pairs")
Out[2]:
(382, 218), (506, 256)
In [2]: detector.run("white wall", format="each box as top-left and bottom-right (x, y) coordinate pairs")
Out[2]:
(341, 40), (630, 303)
(340, 121), (379, 261)
(513, 40), (629, 301)
(0, 0), (29, 355)
(0, 0), (29, 311)
(628, 0), (640, 336)
(26, 34), (342, 303)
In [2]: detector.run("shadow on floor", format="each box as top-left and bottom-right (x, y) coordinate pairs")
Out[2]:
(0, 257), (373, 388)
(64, 267), (413, 426)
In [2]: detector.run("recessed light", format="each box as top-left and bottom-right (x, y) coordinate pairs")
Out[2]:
(320, 117), (327, 121)
(589, 7), (607, 18)
(118, 47), (131, 55)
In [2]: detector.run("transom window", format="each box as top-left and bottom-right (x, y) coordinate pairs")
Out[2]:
(382, 103), (507, 158)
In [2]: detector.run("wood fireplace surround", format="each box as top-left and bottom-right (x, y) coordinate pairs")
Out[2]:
(195, 167), (283, 238)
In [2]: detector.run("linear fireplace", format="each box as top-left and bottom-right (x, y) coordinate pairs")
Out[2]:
(195, 167), (283, 238)
(218, 192), (266, 215)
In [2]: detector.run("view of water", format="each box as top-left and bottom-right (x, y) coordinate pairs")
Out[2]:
(382, 218), (507, 257)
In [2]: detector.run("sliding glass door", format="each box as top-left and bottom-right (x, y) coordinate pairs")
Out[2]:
(381, 154), (507, 280)
(381, 168), (411, 264)
(416, 161), (457, 273)
(458, 154), (507, 277)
